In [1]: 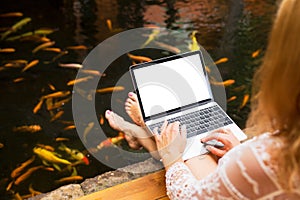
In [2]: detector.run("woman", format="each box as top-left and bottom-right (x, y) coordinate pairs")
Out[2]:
(105, 0), (300, 198)
(154, 0), (300, 198)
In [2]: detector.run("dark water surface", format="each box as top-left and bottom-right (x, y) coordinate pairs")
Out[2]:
(0, 0), (276, 199)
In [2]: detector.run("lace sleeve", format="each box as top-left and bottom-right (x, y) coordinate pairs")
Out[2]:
(165, 162), (232, 200)
(165, 134), (299, 200)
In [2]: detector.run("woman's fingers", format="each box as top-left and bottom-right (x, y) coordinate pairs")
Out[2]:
(205, 145), (226, 157)
(201, 132), (231, 147)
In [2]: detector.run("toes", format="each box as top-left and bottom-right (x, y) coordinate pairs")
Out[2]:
(105, 110), (112, 119)
(128, 92), (138, 102)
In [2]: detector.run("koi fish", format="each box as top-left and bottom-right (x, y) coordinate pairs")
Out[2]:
(96, 86), (125, 93)
(240, 94), (250, 109)
(58, 144), (89, 165)
(67, 76), (93, 86)
(33, 28), (56, 36)
(0, 12), (23, 18)
(63, 125), (76, 131)
(43, 47), (62, 53)
(58, 63), (83, 69)
(83, 122), (94, 143)
(55, 175), (83, 184)
(13, 77), (25, 83)
(153, 41), (181, 54)
(13, 125), (42, 133)
(99, 114), (104, 125)
(22, 59), (39, 72)
(48, 97), (71, 110)
(10, 156), (35, 178)
(106, 19), (113, 31)
(0, 48), (15, 53)
(48, 84), (56, 91)
(127, 53), (152, 63)
(97, 132), (125, 150)
(55, 137), (70, 142)
(0, 142), (3, 149)
(1, 17), (31, 40)
(227, 96), (237, 103)
(50, 110), (64, 122)
(252, 49), (261, 58)
(214, 57), (228, 65)
(210, 79), (235, 87)
(66, 45), (88, 50)
(47, 50), (68, 63)
(33, 98), (44, 114)
(189, 31), (200, 51)
(81, 69), (104, 76)
(33, 147), (71, 170)
(29, 184), (42, 195)
(32, 41), (55, 53)
(36, 144), (55, 152)
(141, 28), (160, 48)
(14, 165), (44, 185)
(41, 91), (71, 99)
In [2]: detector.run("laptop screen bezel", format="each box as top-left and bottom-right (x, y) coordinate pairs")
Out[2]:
(129, 50), (213, 122)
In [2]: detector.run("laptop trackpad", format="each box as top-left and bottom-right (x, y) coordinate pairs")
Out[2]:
(182, 136), (209, 161)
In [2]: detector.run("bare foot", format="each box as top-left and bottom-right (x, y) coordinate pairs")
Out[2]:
(105, 110), (142, 150)
(125, 92), (145, 127)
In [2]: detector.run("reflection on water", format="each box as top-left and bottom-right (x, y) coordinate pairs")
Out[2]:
(0, 0), (276, 198)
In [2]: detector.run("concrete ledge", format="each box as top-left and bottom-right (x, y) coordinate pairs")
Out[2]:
(29, 158), (163, 200)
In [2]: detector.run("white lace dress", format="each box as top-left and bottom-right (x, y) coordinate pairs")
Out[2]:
(166, 134), (300, 199)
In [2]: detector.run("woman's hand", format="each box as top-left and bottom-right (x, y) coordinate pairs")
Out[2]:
(154, 121), (187, 168)
(201, 129), (240, 157)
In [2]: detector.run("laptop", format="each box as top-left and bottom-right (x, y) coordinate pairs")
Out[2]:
(129, 50), (247, 160)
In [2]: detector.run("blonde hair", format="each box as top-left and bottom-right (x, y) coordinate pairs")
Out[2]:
(246, 0), (300, 190)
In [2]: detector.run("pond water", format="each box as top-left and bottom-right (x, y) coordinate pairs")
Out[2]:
(0, 0), (276, 199)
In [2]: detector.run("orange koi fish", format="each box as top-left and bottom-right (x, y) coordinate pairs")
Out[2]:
(14, 165), (44, 185)
(66, 45), (88, 50)
(214, 57), (228, 65)
(0, 12), (23, 17)
(106, 19), (113, 31)
(252, 49), (261, 58)
(240, 94), (250, 109)
(127, 53), (152, 63)
(81, 69), (104, 76)
(67, 76), (93, 86)
(97, 132), (125, 150)
(22, 59), (39, 72)
(13, 77), (25, 83)
(211, 79), (235, 87)
(41, 91), (70, 99)
(0, 48), (15, 53)
(48, 97), (71, 110)
(43, 47), (62, 53)
(13, 125), (42, 133)
(10, 156), (35, 178)
(33, 98), (44, 114)
(96, 86), (125, 94)
(63, 125), (76, 131)
(55, 137), (70, 142)
(227, 96), (237, 103)
(48, 83), (56, 91)
(32, 41), (55, 53)
(55, 175), (83, 184)
(50, 110), (64, 122)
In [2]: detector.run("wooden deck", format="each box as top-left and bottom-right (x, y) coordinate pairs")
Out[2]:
(78, 170), (169, 200)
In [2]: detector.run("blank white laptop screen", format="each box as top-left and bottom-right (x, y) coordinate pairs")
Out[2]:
(133, 53), (211, 118)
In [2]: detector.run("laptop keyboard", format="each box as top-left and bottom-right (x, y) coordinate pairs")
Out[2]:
(148, 105), (233, 138)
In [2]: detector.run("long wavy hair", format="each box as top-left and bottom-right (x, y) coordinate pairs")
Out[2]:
(246, 0), (300, 190)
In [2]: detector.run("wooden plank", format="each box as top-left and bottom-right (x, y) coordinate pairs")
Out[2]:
(78, 170), (169, 200)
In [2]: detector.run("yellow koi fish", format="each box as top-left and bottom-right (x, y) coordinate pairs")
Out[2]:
(58, 144), (89, 165)
(1, 17), (31, 40)
(189, 31), (200, 51)
(141, 28), (160, 48)
(33, 147), (71, 165)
